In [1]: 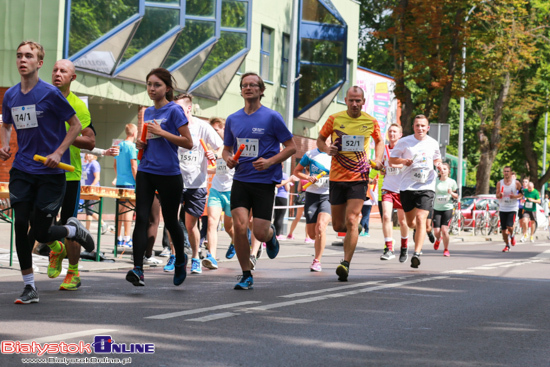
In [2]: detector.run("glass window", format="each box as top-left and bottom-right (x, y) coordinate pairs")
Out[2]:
(186, 0), (215, 17)
(221, 0), (248, 29)
(298, 64), (342, 110)
(281, 34), (290, 87)
(196, 31), (247, 80)
(337, 59), (351, 103)
(300, 39), (343, 65)
(260, 26), (272, 82)
(68, 0), (139, 57)
(147, 0), (179, 4)
(163, 20), (215, 68)
(120, 7), (180, 64)
(302, 0), (341, 25)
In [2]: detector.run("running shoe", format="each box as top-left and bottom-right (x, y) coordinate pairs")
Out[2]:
(286, 234), (295, 240)
(159, 247), (171, 257)
(265, 224), (280, 259)
(399, 247), (408, 263)
(336, 261), (349, 282)
(14, 285), (39, 304)
(359, 231), (370, 237)
(59, 271), (81, 291)
(249, 255), (257, 271)
(380, 249), (395, 260)
(520, 235), (527, 243)
(410, 253), (421, 268)
(173, 254), (188, 286)
(310, 259), (322, 272)
(443, 249), (450, 257)
(234, 274), (254, 290)
(510, 236), (516, 246)
(191, 258), (202, 274)
(67, 217), (95, 252)
(202, 254), (218, 270)
(126, 267), (144, 286)
(47, 242), (66, 279)
(144, 256), (162, 265)
(433, 239), (440, 251)
(256, 243), (264, 259)
(125, 239), (134, 248)
(427, 231), (435, 243)
(304, 237), (315, 244)
(225, 243), (236, 259)
(502, 245), (510, 252)
(530, 235), (534, 243)
(117, 239), (124, 247)
(164, 255), (176, 272)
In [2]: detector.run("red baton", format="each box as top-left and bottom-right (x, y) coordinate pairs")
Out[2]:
(137, 123), (148, 161)
(233, 144), (246, 162)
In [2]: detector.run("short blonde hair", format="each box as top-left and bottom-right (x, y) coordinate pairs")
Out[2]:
(17, 40), (45, 61)
(125, 123), (137, 136)
(209, 117), (225, 128)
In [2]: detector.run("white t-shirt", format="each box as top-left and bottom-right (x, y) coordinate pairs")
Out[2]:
(381, 144), (402, 193)
(391, 134), (441, 192)
(211, 158), (235, 192)
(499, 179), (519, 212)
(178, 117), (223, 188)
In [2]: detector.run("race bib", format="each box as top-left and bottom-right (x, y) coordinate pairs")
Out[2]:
(314, 176), (330, 189)
(387, 167), (400, 176)
(436, 195), (449, 204)
(237, 138), (259, 157)
(145, 120), (162, 140)
(216, 159), (228, 174)
(11, 105), (38, 130)
(411, 168), (429, 183)
(179, 150), (200, 166)
(525, 201), (533, 209)
(342, 135), (365, 152)
(503, 197), (512, 204)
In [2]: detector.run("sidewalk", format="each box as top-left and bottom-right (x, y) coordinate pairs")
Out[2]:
(0, 217), (525, 278)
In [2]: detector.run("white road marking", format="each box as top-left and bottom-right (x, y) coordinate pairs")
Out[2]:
(443, 270), (474, 274)
(22, 329), (117, 343)
(280, 281), (382, 298)
(145, 301), (261, 320)
(187, 312), (238, 322)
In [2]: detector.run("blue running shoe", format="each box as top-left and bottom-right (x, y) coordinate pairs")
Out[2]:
(164, 255), (175, 272)
(234, 274), (253, 290)
(202, 254), (218, 269)
(225, 243), (236, 259)
(173, 254), (188, 286)
(265, 224), (280, 259)
(126, 267), (144, 286)
(191, 258), (202, 274)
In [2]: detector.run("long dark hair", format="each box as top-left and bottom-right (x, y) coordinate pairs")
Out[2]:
(146, 68), (177, 101)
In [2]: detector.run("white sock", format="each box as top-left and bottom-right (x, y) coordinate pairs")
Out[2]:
(124, 236), (131, 242)
(384, 237), (393, 242)
(23, 273), (36, 290)
(65, 225), (76, 238)
(118, 236), (123, 241)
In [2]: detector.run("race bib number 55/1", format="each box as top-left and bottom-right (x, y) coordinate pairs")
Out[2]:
(11, 105), (38, 130)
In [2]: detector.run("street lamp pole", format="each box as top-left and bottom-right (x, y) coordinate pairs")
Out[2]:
(458, 5), (478, 201)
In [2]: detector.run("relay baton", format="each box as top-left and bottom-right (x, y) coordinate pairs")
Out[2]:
(33, 155), (75, 172)
(303, 171), (327, 190)
(137, 123), (148, 161)
(232, 144), (246, 162)
(200, 139), (216, 166)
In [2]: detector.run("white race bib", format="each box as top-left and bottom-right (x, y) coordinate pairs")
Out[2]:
(436, 195), (449, 204)
(387, 167), (400, 176)
(237, 138), (259, 157)
(179, 151), (200, 166)
(411, 168), (429, 183)
(525, 201), (533, 209)
(314, 176), (330, 189)
(342, 135), (365, 152)
(216, 159), (228, 174)
(503, 197), (512, 204)
(11, 105), (38, 130)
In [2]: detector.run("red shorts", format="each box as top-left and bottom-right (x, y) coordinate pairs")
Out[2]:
(381, 190), (402, 210)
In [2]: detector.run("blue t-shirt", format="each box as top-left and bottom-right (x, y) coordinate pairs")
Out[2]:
(115, 140), (137, 186)
(299, 148), (331, 195)
(224, 106), (293, 184)
(276, 173), (289, 198)
(2, 79), (76, 174)
(138, 102), (188, 176)
(83, 160), (100, 186)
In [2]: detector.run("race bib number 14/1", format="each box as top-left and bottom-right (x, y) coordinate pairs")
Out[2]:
(11, 105), (38, 130)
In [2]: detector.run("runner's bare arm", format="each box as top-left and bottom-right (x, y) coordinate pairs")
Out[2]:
(45, 114), (82, 168)
(72, 126), (95, 150)
(317, 133), (338, 156)
(372, 137), (384, 170)
(496, 181), (502, 199)
(293, 163), (316, 183)
(223, 145), (238, 169)
(0, 123), (12, 160)
(252, 138), (297, 171)
(147, 119), (193, 149)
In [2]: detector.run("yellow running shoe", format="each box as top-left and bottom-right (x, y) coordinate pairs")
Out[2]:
(59, 271), (81, 291)
(47, 243), (67, 278)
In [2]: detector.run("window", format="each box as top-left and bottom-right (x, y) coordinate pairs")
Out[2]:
(281, 34), (290, 87)
(337, 59), (352, 103)
(260, 26), (272, 82)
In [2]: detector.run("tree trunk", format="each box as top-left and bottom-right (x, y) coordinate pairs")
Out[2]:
(475, 72), (511, 194)
(400, 86), (414, 136)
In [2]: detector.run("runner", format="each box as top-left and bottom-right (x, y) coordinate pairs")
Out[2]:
(292, 148), (332, 271)
(389, 114), (442, 268)
(1, 41), (93, 304)
(520, 181), (540, 243)
(173, 93), (223, 275)
(317, 86), (384, 281)
(125, 68), (193, 287)
(379, 123), (410, 262)
(496, 166), (522, 252)
(432, 162), (458, 256)
(517, 177), (529, 221)
(223, 72), (296, 290)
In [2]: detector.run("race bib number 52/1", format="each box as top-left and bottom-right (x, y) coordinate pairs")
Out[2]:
(342, 135), (365, 152)
(11, 105), (38, 130)
(236, 138), (259, 157)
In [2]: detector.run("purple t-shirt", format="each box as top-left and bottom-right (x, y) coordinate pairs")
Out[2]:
(83, 160), (100, 186)
(2, 79), (75, 174)
(138, 102), (188, 176)
(224, 106), (293, 184)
